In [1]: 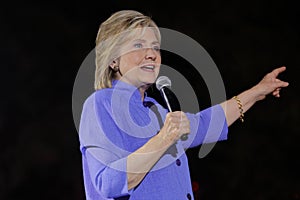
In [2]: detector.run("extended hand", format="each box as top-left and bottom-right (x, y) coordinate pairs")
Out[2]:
(253, 66), (289, 101)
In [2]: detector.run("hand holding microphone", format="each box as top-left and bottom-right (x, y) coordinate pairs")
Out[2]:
(156, 76), (190, 141)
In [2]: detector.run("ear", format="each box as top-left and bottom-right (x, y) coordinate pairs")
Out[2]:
(109, 60), (118, 69)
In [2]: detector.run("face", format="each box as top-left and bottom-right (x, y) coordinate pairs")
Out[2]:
(115, 27), (161, 88)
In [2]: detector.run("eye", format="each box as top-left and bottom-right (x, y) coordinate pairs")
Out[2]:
(153, 45), (160, 52)
(134, 43), (143, 49)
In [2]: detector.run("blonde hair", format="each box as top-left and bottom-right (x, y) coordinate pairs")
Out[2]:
(94, 10), (161, 90)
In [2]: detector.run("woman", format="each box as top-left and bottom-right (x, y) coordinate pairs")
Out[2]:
(79, 10), (289, 200)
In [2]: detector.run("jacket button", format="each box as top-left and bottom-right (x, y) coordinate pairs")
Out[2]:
(187, 193), (192, 200)
(176, 159), (181, 166)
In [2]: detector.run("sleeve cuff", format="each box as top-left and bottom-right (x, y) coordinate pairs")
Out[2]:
(202, 104), (228, 143)
(108, 157), (134, 196)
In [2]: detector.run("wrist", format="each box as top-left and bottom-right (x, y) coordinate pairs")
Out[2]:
(250, 85), (266, 102)
(232, 95), (244, 123)
(156, 130), (176, 150)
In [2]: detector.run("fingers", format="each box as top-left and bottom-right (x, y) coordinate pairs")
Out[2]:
(268, 67), (289, 90)
(166, 112), (190, 132)
(164, 111), (190, 140)
(254, 66), (288, 100)
(269, 79), (288, 99)
(167, 111), (187, 121)
(275, 80), (289, 88)
(272, 87), (281, 98)
(271, 66), (286, 78)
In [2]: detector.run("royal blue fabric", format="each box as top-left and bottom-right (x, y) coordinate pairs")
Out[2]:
(79, 80), (228, 200)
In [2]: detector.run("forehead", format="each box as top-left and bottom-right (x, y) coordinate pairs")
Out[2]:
(125, 27), (160, 43)
(117, 27), (160, 54)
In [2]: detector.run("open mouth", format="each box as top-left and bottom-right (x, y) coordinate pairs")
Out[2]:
(140, 65), (155, 72)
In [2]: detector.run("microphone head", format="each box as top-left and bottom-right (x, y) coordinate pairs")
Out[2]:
(156, 76), (171, 90)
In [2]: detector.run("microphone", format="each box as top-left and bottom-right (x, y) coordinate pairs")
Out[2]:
(156, 76), (188, 141)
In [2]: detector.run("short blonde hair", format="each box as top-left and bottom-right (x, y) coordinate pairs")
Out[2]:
(94, 10), (161, 90)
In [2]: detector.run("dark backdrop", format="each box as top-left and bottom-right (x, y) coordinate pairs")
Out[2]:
(1, 0), (299, 199)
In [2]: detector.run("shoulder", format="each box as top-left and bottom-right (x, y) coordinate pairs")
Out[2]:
(94, 88), (113, 101)
(82, 88), (113, 110)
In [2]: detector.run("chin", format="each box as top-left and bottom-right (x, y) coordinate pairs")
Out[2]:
(136, 79), (155, 88)
(143, 78), (156, 85)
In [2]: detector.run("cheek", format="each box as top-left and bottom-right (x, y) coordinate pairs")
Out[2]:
(132, 51), (145, 62)
(156, 56), (162, 69)
(120, 56), (137, 71)
(126, 51), (143, 65)
(157, 55), (162, 64)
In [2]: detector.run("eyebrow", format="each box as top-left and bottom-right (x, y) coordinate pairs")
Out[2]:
(133, 39), (160, 45)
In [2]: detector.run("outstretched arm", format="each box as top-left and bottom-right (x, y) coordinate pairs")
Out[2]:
(220, 66), (289, 126)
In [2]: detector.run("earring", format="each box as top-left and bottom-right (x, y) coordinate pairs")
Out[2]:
(113, 66), (119, 72)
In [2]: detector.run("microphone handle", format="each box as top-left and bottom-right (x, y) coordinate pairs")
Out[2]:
(161, 88), (173, 113)
(161, 88), (188, 141)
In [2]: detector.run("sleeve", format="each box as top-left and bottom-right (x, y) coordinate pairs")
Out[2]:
(79, 94), (133, 199)
(182, 104), (228, 149)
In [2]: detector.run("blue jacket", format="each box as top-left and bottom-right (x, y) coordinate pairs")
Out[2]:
(79, 80), (228, 200)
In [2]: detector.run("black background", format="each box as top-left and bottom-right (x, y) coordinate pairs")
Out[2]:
(1, 0), (299, 199)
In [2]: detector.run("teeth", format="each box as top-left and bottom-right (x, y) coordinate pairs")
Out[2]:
(142, 65), (154, 69)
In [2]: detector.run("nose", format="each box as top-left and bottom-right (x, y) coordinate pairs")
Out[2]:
(145, 47), (157, 61)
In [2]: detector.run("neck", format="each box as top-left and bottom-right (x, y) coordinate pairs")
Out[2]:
(113, 78), (151, 101)
(138, 84), (151, 101)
